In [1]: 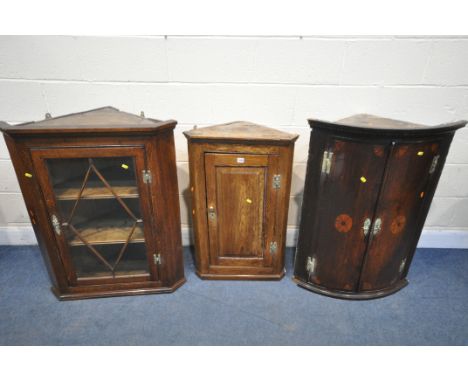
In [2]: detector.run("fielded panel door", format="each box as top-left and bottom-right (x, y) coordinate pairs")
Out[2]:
(303, 138), (390, 292)
(31, 146), (159, 286)
(359, 140), (445, 291)
(204, 152), (279, 269)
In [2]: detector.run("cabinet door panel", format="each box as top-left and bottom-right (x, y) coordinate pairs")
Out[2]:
(360, 140), (442, 291)
(303, 138), (389, 291)
(205, 153), (277, 268)
(31, 146), (158, 285)
(217, 166), (265, 258)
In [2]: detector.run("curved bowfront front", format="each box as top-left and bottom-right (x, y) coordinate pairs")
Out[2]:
(293, 114), (466, 300)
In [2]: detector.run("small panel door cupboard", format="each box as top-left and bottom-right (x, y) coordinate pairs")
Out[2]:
(1, 107), (185, 300)
(293, 114), (466, 300)
(184, 122), (298, 280)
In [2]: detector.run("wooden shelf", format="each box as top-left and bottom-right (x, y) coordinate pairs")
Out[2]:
(68, 218), (145, 246)
(56, 185), (139, 200)
(76, 269), (150, 279)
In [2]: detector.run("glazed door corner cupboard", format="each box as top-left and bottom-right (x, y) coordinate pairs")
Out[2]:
(1, 107), (185, 300)
(293, 114), (466, 300)
(185, 121), (298, 280)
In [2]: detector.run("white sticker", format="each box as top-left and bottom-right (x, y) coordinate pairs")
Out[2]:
(237, 157), (245, 163)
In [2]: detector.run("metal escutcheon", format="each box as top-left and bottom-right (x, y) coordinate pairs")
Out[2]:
(363, 218), (371, 236)
(372, 218), (382, 236)
(208, 205), (216, 220)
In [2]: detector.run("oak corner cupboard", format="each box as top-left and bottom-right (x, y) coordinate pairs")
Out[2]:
(293, 114), (466, 300)
(184, 121), (298, 280)
(1, 107), (185, 300)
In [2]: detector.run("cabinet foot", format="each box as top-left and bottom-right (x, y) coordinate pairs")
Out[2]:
(51, 277), (186, 301)
(292, 277), (408, 300)
(196, 270), (285, 281)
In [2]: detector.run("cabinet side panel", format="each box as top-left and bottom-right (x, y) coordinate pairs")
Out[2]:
(294, 130), (328, 280)
(150, 131), (184, 285)
(402, 134), (454, 277)
(3, 134), (69, 291)
(275, 144), (295, 273)
(187, 141), (210, 274)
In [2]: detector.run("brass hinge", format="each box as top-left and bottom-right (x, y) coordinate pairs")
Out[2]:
(399, 258), (407, 273)
(153, 253), (162, 265)
(306, 256), (316, 275)
(429, 154), (440, 174)
(321, 151), (333, 174)
(142, 170), (152, 184)
(270, 241), (278, 254)
(272, 175), (281, 189)
(51, 214), (61, 235)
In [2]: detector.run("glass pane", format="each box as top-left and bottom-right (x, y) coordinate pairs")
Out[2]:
(70, 243), (149, 278)
(46, 156), (150, 278)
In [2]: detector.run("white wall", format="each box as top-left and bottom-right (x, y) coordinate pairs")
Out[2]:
(1, 35), (468, 247)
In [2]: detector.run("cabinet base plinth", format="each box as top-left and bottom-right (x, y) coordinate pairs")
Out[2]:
(52, 278), (186, 301)
(292, 277), (409, 300)
(196, 270), (285, 281)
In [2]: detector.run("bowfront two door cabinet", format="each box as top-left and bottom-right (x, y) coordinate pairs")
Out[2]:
(293, 114), (466, 300)
(0, 107), (185, 300)
(185, 122), (298, 280)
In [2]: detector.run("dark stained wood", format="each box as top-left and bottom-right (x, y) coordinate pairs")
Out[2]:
(310, 114), (466, 137)
(359, 139), (447, 291)
(185, 122), (298, 280)
(336, 114), (428, 129)
(294, 114), (466, 300)
(292, 276), (408, 300)
(1, 107), (185, 300)
(296, 136), (389, 292)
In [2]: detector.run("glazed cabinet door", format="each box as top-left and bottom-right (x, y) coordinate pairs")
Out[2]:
(204, 152), (278, 270)
(297, 137), (389, 292)
(359, 139), (447, 291)
(31, 146), (159, 286)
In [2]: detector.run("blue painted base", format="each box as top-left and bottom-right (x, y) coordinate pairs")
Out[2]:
(0, 246), (467, 345)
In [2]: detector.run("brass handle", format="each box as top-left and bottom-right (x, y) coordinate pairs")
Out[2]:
(51, 214), (61, 235)
(208, 205), (216, 220)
